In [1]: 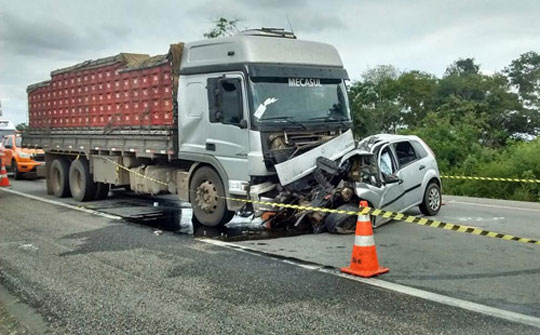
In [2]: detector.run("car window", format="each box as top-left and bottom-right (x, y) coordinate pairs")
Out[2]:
(379, 146), (396, 176)
(394, 141), (418, 168)
(411, 140), (428, 158)
(15, 137), (22, 147)
(5, 136), (13, 147)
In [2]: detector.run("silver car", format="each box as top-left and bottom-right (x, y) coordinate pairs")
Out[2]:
(326, 134), (442, 232)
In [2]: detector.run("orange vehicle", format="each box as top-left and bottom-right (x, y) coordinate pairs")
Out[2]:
(0, 133), (45, 179)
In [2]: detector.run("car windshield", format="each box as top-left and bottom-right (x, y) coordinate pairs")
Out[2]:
(250, 77), (350, 125)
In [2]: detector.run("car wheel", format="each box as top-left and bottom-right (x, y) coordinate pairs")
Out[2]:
(50, 158), (71, 198)
(325, 204), (360, 234)
(11, 160), (23, 180)
(420, 182), (441, 216)
(190, 166), (229, 227)
(69, 159), (97, 202)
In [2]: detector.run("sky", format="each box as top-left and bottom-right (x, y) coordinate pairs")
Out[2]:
(1, 0), (540, 125)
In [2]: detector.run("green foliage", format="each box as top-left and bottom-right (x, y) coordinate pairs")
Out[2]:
(203, 17), (240, 39)
(504, 51), (540, 110)
(349, 53), (540, 202)
(15, 123), (28, 132)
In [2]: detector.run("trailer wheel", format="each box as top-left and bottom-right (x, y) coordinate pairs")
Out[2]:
(190, 166), (230, 227)
(94, 182), (110, 200)
(69, 159), (96, 202)
(50, 158), (71, 198)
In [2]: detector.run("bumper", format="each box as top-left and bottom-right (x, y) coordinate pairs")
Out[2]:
(17, 161), (44, 173)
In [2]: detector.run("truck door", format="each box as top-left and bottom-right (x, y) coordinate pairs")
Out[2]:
(178, 73), (250, 193)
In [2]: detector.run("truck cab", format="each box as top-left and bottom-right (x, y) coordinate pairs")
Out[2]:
(177, 29), (352, 221)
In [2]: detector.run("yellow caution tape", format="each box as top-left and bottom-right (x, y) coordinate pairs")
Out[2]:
(442, 175), (540, 184)
(98, 156), (540, 246)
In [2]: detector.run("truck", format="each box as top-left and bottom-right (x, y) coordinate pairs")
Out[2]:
(24, 28), (442, 231)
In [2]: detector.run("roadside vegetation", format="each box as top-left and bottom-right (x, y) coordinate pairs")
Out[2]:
(349, 53), (540, 201)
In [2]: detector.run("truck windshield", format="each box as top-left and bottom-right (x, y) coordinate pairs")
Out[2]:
(250, 77), (350, 126)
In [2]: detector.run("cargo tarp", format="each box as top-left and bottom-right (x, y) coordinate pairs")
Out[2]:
(167, 42), (185, 103)
(50, 53), (150, 76)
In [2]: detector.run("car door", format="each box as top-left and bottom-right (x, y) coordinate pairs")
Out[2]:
(377, 144), (405, 212)
(2, 136), (14, 165)
(393, 140), (424, 211)
(0, 137), (6, 166)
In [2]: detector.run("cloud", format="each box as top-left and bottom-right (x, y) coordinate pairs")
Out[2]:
(0, 12), (128, 58)
(1, 0), (540, 126)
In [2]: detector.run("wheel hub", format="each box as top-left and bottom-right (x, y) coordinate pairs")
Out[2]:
(428, 188), (440, 211)
(195, 180), (218, 213)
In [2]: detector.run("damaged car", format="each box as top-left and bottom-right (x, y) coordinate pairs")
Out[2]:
(250, 132), (442, 234)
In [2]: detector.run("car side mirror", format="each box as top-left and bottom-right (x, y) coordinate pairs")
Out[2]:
(383, 173), (401, 184)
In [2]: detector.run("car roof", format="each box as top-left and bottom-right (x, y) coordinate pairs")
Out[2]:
(358, 134), (421, 152)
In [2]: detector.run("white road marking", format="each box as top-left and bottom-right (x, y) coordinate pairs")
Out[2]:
(4, 186), (540, 328)
(448, 200), (540, 213)
(0, 188), (122, 220)
(200, 238), (540, 329)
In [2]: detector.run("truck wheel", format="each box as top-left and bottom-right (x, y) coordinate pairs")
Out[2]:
(69, 159), (96, 202)
(190, 166), (230, 227)
(50, 159), (71, 198)
(11, 160), (23, 180)
(419, 182), (441, 216)
(94, 182), (110, 200)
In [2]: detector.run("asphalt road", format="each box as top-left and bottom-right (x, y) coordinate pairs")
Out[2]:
(238, 195), (540, 318)
(0, 178), (539, 334)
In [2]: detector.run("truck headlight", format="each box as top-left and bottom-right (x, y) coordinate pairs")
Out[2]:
(18, 152), (32, 159)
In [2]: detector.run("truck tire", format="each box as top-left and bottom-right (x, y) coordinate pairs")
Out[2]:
(419, 182), (441, 216)
(50, 158), (71, 198)
(11, 160), (23, 180)
(69, 159), (96, 202)
(94, 182), (110, 200)
(190, 166), (231, 227)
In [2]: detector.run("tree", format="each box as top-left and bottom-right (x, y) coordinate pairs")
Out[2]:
(348, 65), (402, 136)
(395, 70), (437, 127)
(434, 58), (529, 146)
(444, 58), (480, 77)
(203, 17), (240, 39)
(504, 51), (540, 110)
(15, 123), (28, 132)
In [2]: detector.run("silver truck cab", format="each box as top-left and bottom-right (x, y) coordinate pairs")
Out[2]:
(176, 29), (352, 222)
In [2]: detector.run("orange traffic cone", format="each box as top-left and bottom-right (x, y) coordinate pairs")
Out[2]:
(341, 200), (388, 278)
(0, 160), (10, 187)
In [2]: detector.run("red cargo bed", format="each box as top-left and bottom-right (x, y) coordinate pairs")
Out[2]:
(27, 45), (182, 130)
